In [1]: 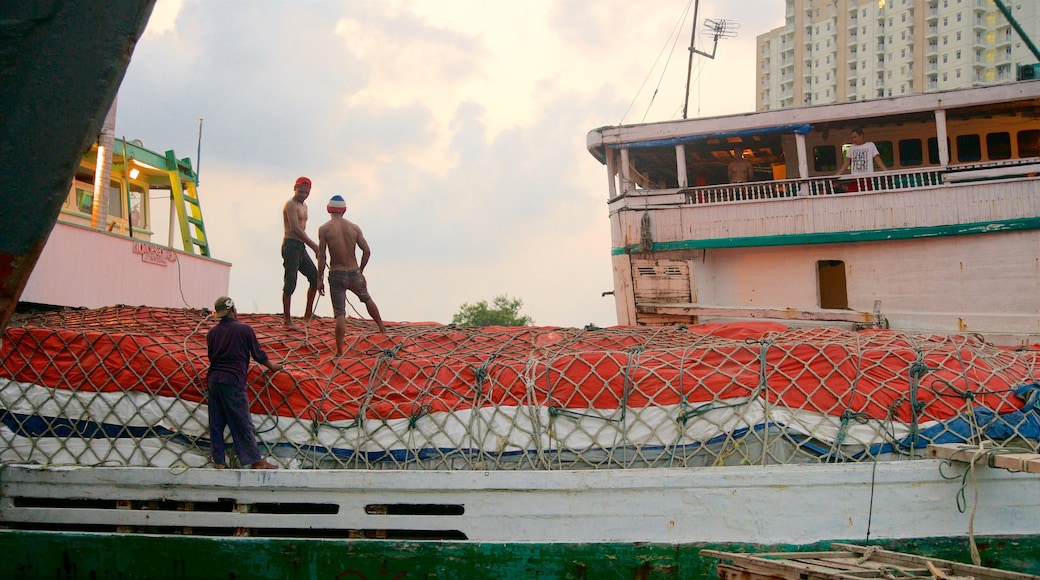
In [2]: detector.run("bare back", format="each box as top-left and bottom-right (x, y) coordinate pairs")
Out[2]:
(319, 216), (366, 271)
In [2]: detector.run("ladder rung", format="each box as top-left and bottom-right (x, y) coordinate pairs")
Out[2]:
(182, 194), (200, 205)
(190, 237), (208, 247)
(186, 216), (205, 227)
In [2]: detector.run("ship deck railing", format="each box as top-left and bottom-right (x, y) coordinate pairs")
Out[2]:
(610, 157), (1040, 207)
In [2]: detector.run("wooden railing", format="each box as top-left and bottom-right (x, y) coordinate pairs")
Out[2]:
(611, 158), (1040, 208)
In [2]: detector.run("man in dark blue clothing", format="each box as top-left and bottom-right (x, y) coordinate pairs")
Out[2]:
(206, 296), (282, 469)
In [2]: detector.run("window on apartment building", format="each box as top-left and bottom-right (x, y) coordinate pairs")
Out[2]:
(899, 139), (924, 166)
(943, 55), (948, 63)
(888, 35), (893, 45)
(943, 17), (948, 26)
(888, 18), (893, 26)
(956, 50), (961, 60)
(943, 36), (948, 45)
(826, 39), (831, 48)
(957, 13), (961, 22)
(902, 14), (906, 22)
(987, 132), (1012, 160)
(943, 72), (948, 81)
(1019, 130), (1040, 158)
(956, 69), (961, 78)
(943, 0), (948, 6)
(901, 49), (906, 59)
(957, 31), (961, 41)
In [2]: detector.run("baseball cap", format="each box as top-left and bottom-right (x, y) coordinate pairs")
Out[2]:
(294, 176), (312, 189)
(214, 296), (235, 318)
(327, 195), (347, 214)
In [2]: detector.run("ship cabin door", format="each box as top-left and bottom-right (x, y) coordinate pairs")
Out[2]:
(632, 258), (697, 326)
(817, 260), (848, 310)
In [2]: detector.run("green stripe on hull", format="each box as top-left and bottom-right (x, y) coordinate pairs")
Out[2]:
(610, 217), (1040, 255)
(2, 531), (1037, 579)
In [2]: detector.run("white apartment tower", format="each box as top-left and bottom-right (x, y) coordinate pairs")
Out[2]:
(756, 0), (1040, 111)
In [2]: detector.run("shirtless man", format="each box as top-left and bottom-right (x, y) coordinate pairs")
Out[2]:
(728, 150), (754, 183)
(316, 195), (386, 355)
(281, 176), (319, 329)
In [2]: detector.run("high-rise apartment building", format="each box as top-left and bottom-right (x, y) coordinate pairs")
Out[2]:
(756, 0), (1040, 111)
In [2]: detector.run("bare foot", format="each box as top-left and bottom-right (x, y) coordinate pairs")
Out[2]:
(214, 463), (227, 470)
(283, 321), (298, 330)
(250, 459), (278, 470)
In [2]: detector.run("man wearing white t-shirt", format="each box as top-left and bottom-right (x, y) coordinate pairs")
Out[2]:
(834, 128), (886, 191)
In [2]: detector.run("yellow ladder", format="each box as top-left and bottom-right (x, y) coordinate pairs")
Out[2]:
(167, 150), (210, 257)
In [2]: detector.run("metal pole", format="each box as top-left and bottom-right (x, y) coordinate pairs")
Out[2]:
(682, 0), (700, 119)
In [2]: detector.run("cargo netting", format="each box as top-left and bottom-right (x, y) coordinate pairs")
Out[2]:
(1, 307), (1038, 470)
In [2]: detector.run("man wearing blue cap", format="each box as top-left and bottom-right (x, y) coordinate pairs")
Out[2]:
(317, 195), (387, 355)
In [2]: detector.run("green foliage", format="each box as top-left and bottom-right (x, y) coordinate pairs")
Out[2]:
(451, 294), (533, 327)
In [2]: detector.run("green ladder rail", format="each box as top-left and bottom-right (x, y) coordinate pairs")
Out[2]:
(166, 150), (210, 257)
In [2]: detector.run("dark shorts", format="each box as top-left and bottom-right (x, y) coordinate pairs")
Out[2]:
(281, 238), (317, 295)
(329, 269), (372, 317)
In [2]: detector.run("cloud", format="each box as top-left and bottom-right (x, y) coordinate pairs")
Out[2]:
(116, 0), (785, 328)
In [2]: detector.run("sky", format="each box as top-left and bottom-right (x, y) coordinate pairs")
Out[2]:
(115, 0), (785, 328)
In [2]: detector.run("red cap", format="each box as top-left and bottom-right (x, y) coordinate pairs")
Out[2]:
(294, 176), (312, 189)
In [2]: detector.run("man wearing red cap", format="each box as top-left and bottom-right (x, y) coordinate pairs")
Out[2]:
(281, 176), (319, 329)
(317, 195), (387, 355)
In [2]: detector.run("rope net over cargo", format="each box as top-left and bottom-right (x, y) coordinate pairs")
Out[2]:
(0, 307), (1038, 470)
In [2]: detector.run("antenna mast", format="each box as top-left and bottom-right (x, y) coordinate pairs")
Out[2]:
(682, 5), (739, 119)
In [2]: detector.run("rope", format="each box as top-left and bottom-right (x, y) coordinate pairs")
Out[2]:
(1, 307), (1039, 471)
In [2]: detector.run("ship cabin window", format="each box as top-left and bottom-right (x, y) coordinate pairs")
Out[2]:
(817, 260), (848, 310)
(927, 137), (951, 164)
(128, 185), (148, 231)
(72, 180), (125, 222)
(898, 139), (923, 166)
(875, 141), (894, 168)
(813, 146), (838, 172)
(1020, 130), (1040, 158)
(986, 132), (1012, 160)
(955, 134), (982, 162)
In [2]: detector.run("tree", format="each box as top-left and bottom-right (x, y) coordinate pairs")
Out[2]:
(451, 294), (533, 327)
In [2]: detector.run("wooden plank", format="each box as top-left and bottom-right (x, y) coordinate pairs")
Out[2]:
(637, 302), (877, 324)
(705, 545), (1040, 580)
(928, 444), (1040, 474)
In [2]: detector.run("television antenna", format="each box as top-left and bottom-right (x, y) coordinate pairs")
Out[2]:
(682, 3), (739, 119)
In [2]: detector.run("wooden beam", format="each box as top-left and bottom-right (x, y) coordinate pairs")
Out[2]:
(637, 302), (879, 324)
(929, 443), (1040, 473)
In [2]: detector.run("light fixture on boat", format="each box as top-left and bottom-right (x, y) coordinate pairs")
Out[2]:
(128, 166), (140, 180)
